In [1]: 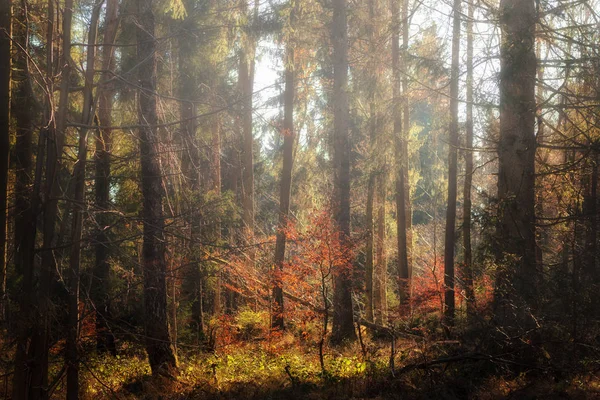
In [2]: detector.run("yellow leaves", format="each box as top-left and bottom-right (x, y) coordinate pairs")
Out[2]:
(162, 0), (187, 20)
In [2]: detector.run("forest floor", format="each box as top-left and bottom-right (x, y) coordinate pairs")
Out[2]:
(36, 331), (600, 399)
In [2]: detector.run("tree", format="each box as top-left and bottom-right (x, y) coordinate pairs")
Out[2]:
(392, 0), (410, 303)
(240, 0), (259, 263)
(443, 0), (461, 327)
(136, 0), (178, 375)
(94, 0), (119, 356)
(462, 0), (476, 321)
(66, 2), (102, 397)
(272, 0), (297, 331)
(0, 0), (10, 325)
(495, 0), (538, 325)
(330, 0), (356, 345)
(11, 1), (42, 397)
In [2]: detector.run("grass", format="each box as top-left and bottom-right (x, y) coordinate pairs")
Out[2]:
(58, 330), (600, 399)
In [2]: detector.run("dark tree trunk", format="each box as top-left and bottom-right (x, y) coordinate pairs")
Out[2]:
(330, 0), (356, 345)
(392, 0), (410, 303)
(240, 0), (258, 263)
(211, 108), (222, 317)
(495, 0), (538, 326)
(66, 3), (101, 398)
(364, 0), (377, 324)
(178, 15), (204, 344)
(11, 1), (35, 397)
(0, 0), (10, 326)
(373, 170), (387, 324)
(272, 0), (296, 331)
(462, 0), (476, 321)
(365, 171), (375, 322)
(136, 0), (178, 375)
(401, 0), (412, 274)
(93, 0), (119, 357)
(584, 156), (598, 283)
(443, 0), (461, 328)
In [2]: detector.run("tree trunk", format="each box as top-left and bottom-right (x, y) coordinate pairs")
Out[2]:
(136, 0), (177, 375)
(392, 0), (410, 303)
(34, 0), (74, 396)
(11, 0), (40, 397)
(443, 0), (461, 328)
(401, 0), (412, 276)
(373, 169), (387, 325)
(178, 11), (205, 345)
(0, 0), (10, 327)
(211, 109), (222, 316)
(495, 0), (538, 326)
(94, 0), (119, 356)
(462, 0), (476, 322)
(240, 0), (258, 263)
(272, 0), (296, 331)
(66, 3), (101, 398)
(365, 171), (375, 322)
(330, 0), (356, 345)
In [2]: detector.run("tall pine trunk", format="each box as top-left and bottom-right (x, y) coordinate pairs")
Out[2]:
(272, 0), (296, 331)
(392, 0), (410, 303)
(330, 0), (356, 345)
(495, 0), (538, 327)
(12, 1), (49, 397)
(443, 0), (461, 327)
(178, 16), (204, 343)
(462, 0), (476, 321)
(0, 0), (10, 326)
(240, 0), (258, 263)
(66, 3), (101, 398)
(94, 0), (119, 356)
(136, 0), (177, 375)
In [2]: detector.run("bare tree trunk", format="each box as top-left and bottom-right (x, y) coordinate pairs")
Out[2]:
(364, 0), (377, 324)
(373, 169), (387, 324)
(11, 1), (40, 397)
(240, 0), (258, 263)
(136, 0), (177, 375)
(31, 1), (74, 397)
(365, 171), (375, 322)
(66, 3), (101, 398)
(272, 0), (296, 331)
(462, 0), (476, 322)
(443, 0), (461, 328)
(0, 0), (10, 327)
(94, 0), (119, 357)
(401, 0), (412, 277)
(177, 12), (205, 345)
(211, 111), (222, 316)
(392, 0), (410, 304)
(330, 0), (356, 345)
(495, 0), (538, 326)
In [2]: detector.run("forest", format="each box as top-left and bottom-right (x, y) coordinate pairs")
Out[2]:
(0, 0), (599, 398)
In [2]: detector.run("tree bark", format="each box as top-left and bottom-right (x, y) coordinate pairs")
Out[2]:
(136, 0), (178, 375)
(392, 0), (410, 303)
(0, 0), (10, 327)
(240, 0), (258, 263)
(66, 3), (101, 398)
(272, 0), (296, 331)
(94, 0), (119, 356)
(178, 12), (205, 344)
(330, 0), (356, 345)
(495, 0), (538, 326)
(443, 0), (461, 328)
(10, 1), (35, 397)
(462, 0), (476, 322)
(373, 169), (387, 325)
